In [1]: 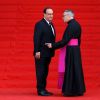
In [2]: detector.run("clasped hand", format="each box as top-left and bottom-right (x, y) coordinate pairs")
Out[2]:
(45, 43), (52, 48)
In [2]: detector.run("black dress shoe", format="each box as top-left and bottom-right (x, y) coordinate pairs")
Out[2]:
(44, 90), (53, 95)
(38, 90), (53, 96)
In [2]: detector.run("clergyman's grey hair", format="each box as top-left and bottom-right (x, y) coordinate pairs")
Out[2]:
(64, 9), (74, 17)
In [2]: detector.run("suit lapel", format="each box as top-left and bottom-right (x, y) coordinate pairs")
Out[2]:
(42, 19), (55, 37)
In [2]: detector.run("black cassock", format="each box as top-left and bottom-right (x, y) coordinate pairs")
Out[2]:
(52, 19), (86, 96)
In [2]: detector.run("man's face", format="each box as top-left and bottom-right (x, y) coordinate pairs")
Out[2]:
(44, 9), (53, 22)
(63, 12), (70, 23)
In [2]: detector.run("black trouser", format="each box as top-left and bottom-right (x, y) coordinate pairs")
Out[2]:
(35, 57), (51, 92)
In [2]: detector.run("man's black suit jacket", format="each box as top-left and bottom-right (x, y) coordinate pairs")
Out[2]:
(34, 18), (56, 57)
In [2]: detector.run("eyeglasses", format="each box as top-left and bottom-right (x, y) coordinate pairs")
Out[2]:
(63, 14), (68, 17)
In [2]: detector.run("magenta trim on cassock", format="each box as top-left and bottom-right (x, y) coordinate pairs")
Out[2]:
(58, 39), (78, 88)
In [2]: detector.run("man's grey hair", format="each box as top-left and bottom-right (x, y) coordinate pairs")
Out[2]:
(64, 9), (74, 17)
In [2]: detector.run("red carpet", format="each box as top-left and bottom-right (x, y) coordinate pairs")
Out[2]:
(0, 0), (100, 99)
(0, 88), (100, 100)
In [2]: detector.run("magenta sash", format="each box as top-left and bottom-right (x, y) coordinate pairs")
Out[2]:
(58, 39), (78, 88)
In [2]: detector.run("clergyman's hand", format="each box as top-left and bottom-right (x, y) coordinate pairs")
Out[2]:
(45, 43), (52, 48)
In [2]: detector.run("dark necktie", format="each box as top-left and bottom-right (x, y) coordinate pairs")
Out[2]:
(49, 23), (55, 35)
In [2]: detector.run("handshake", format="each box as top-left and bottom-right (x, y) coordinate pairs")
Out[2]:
(45, 43), (52, 48)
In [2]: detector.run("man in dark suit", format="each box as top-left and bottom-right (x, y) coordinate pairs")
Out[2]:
(33, 7), (56, 96)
